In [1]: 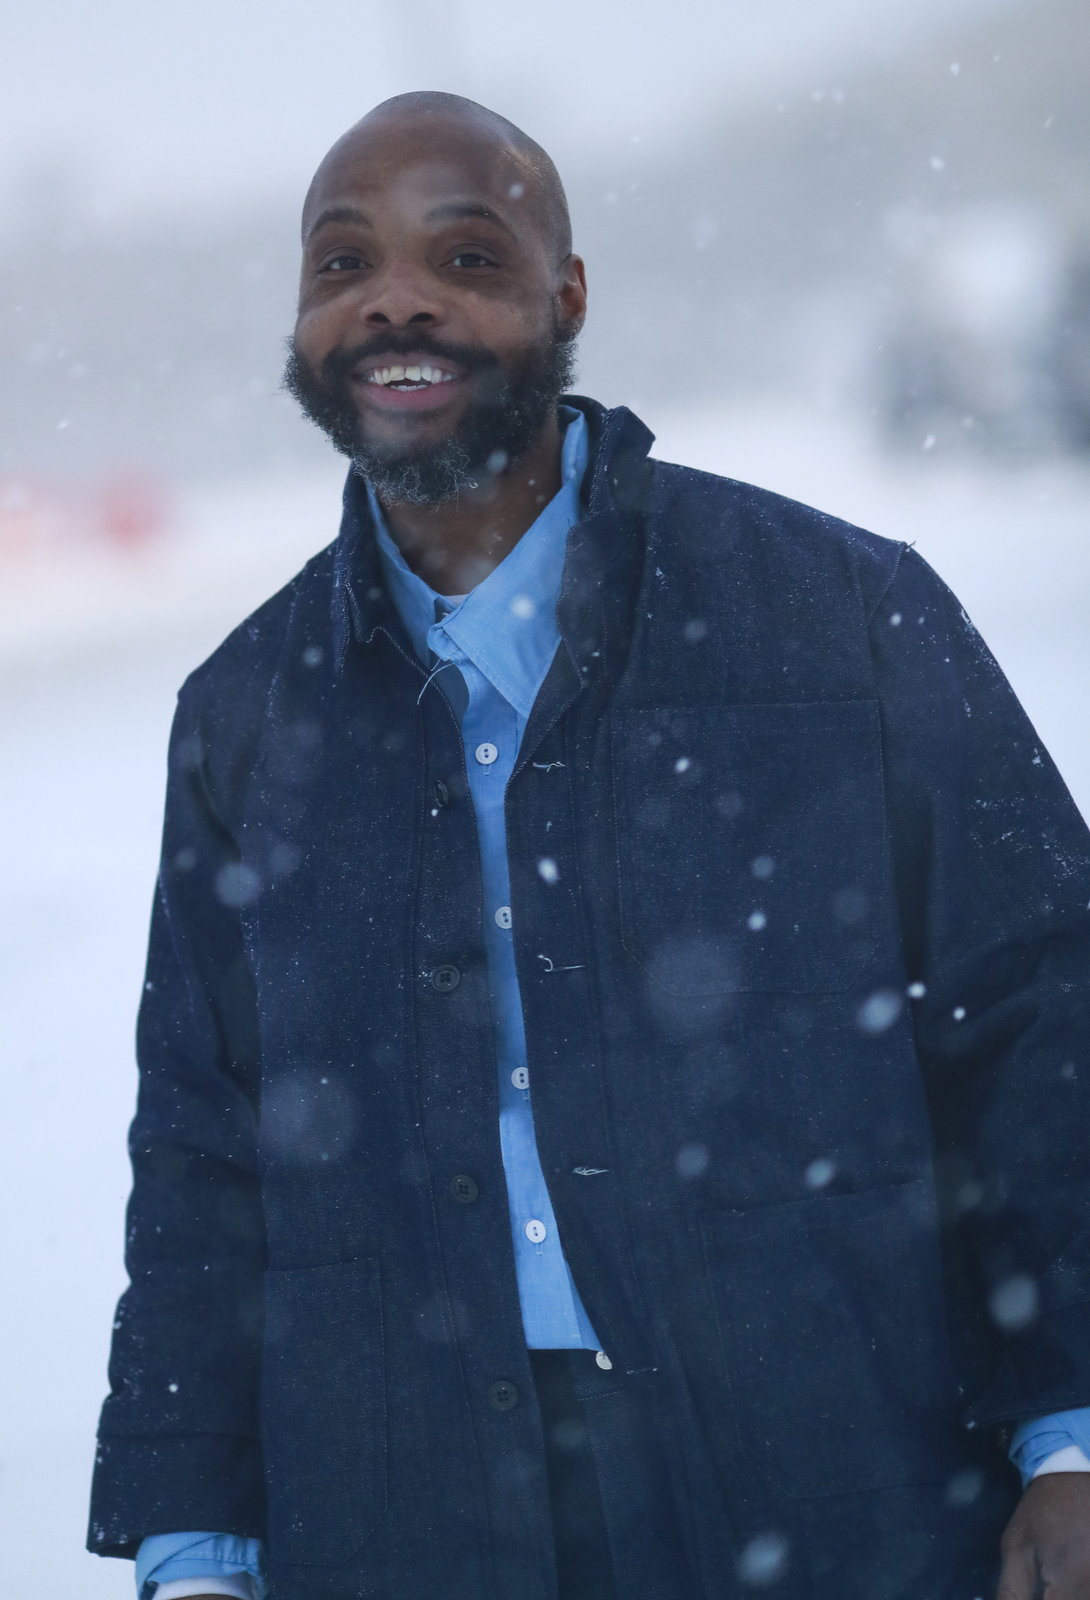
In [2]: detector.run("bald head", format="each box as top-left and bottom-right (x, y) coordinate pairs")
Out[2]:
(304, 91), (572, 265)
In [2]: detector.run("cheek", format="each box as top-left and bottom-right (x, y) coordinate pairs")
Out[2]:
(294, 287), (367, 354)
(456, 291), (553, 360)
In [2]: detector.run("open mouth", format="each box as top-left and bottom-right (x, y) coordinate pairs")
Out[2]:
(363, 362), (459, 392)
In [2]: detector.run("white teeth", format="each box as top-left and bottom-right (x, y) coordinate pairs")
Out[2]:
(367, 362), (457, 386)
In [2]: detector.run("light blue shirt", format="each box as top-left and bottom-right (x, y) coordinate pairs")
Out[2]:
(1010, 1409), (1090, 1481)
(372, 405), (600, 1350)
(134, 406), (1087, 1594)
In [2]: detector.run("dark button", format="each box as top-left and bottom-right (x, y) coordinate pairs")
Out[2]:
(430, 965), (461, 993)
(451, 1174), (479, 1204)
(433, 779), (450, 808)
(487, 1380), (519, 1412)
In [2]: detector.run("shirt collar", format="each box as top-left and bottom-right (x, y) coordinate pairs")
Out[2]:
(371, 407), (588, 722)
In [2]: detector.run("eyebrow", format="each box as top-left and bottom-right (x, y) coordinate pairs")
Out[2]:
(423, 201), (516, 238)
(305, 205), (371, 242)
(306, 199), (517, 245)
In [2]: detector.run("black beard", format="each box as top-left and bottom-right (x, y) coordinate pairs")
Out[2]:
(282, 323), (577, 505)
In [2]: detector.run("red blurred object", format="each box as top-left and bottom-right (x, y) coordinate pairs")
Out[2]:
(95, 475), (167, 548)
(0, 471), (168, 562)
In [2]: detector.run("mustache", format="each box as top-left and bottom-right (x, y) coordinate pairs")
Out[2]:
(318, 332), (501, 388)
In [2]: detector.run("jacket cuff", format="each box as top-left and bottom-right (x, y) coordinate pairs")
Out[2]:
(962, 1304), (1090, 1433)
(88, 1435), (265, 1560)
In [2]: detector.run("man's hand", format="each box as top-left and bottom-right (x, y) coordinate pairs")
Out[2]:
(999, 1473), (1090, 1598)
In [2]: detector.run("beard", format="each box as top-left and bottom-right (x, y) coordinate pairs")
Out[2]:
(282, 320), (578, 506)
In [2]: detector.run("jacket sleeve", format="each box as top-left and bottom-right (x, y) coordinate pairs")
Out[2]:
(88, 673), (267, 1559)
(869, 546), (1090, 1430)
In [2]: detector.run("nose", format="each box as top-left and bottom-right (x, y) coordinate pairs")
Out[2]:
(361, 260), (444, 330)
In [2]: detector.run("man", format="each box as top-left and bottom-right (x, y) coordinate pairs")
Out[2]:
(89, 92), (1090, 1599)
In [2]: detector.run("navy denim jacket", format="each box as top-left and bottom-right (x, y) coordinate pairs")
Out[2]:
(91, 398), (1090, 1600)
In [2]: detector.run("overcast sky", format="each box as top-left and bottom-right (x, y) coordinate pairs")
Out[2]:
(0, 0), (1027, 218)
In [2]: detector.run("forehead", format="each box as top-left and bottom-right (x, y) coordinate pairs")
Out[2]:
(302, 115), (532, 239)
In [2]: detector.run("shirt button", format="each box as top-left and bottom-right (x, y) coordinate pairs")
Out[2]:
(475, 742), (498, 766)
(450, 1174), (479, 1204)
(488, 1380), (519, 1411)
(430, 964), (461, 993)
(595, 1350), (613, 1371)
(494, 906), (512, 929)
(525, 1219), (547, 1244)
(511, 1067), (529, 1090)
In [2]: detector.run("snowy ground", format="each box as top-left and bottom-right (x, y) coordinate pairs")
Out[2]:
(2, 399), (1089, 1596)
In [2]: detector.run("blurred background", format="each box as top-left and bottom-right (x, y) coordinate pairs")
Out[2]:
(1, 0), (1088, 1590)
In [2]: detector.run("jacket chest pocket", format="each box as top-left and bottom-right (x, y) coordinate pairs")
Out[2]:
(262, 1257), (387, 1565)
(611, 702), (883, 995)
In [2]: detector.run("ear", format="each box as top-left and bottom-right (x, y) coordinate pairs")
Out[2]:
(556, 254), (588, 339)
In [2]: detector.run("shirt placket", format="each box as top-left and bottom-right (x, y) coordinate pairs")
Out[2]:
(451, 652), (593, 1349)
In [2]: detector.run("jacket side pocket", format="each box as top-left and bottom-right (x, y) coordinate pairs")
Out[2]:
(702, 1181), (959, 1497)
(262, 1257), (387, 1565)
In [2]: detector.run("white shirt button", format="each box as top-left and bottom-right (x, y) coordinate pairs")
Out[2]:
(495, 905), (512, 929)
(511, 1067), (529, 1090)
(595, 1350), (613, 1371)
(475, 742), (498, 766)
(525, 1219), (547, 1244)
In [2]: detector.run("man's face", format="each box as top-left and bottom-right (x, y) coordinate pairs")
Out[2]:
(286, 115), (586, 503)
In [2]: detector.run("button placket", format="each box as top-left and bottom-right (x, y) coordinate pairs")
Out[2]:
(414, 676), (544, 1437)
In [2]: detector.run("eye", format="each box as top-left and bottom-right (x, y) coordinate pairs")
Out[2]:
(321, 253), (367, 272)
(449, 252), (495, 269)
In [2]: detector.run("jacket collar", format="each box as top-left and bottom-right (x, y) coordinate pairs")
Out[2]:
(330, 396), (655, 683)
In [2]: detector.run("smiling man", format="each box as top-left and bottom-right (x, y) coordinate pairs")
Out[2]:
(89, 94), (1090, 1600)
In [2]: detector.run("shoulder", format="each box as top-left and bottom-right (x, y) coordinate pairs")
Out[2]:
(167, 542), (338, 807)
(647, 458), (907, 623)
(178, 541), (338, 719)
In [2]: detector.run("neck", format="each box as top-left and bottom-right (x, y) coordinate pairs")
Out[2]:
(376, 412), (563, 596)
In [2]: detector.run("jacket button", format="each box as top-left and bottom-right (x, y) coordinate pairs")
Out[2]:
(433, 779), (450, 808)
(451, 1174), (479, 1204)
(488, 1380), (519, 1411)
(430, 965), (461, 993)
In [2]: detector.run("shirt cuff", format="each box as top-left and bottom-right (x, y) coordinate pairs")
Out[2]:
(1010, 1407), (1090, 1488)
(136, 1533), (265, 1600)
(1033, 1444), (1090, 1477)
(151, 1582), (257, 1600)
